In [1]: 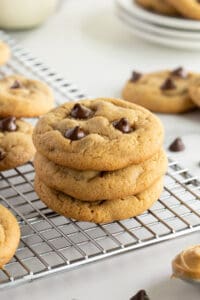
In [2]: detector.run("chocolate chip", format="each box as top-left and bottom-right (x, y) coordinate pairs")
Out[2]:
(64, 126), (86, 141)
(160, 78), (176, 90)
(130, 290), (150, 300)
(100, 171), (106, 177)
(70, 103), (93, 119)
(0, 117), (17, 132)
(10, 80), (22, 89)
(171, 67), (187, 78)
(168, 137), (185, 152)
(130, 71), (142, 82)
(0, 148), (6, 161)
(113, 118), (133, 133)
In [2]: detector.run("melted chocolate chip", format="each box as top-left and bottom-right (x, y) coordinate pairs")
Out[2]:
(64, 126), (86, 141)
(160, 78), (176, 90)
(113, 118), (133, 133)
(100, 171), (106, 177)
(0, 148), (6, 161)
(70, 103), (93, 119)
(130, 71), (142, 82)
(171, 67), (187, 78)
(0, 117), (17, 132)
(169, 137), (185, 152)
(130, 290), (150, 300)
(10, 80), (22, 89)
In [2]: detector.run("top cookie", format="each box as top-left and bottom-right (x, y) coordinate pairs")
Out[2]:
(122, 68), (197, 114)
(33, 98), (164, 171)
(0, 41), (10, 66)
(167, 0), (200, 20)
(136, 0), (177, 15)
(0, 75), (54, 117)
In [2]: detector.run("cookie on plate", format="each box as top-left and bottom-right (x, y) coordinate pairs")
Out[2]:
(167, 0), (200, 20)
(135, 0), (177, 15)
(34, 149), (167, 201)
(34, 175), (163, 223)
(122, 68), (197, 114)
(0, 75), (54, 117)
(0, 41), (10, 66)
(189, 77), (200, 107)
(33, 98), (164, 171)
(0, 117), (35, 171)
(0, 204), (20, 268)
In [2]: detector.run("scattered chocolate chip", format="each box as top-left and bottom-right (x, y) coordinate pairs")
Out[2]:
(70, 103), (93, 119)
(113, 118), (133, 133)
(130, 290), (150, 300)
(0, 148), (6, 161)
(64, 126), (86, 141)
(10, 80), (22, 89)
(130, 71), (142, 82)
(160, 78), (176, 90)
(168, 137), (185, 152)
(171, 67), (187, 78)
(0, 117), (17, 132)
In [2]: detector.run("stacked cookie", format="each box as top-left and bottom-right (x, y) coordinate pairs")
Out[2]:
(136, 0), (200, 20)
(0, 74), (55, 171)
(122, 67), (200, 114)
(33, 98), (167, 223)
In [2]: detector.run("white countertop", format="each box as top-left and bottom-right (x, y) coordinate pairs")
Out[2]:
(1, 0), (200, 299)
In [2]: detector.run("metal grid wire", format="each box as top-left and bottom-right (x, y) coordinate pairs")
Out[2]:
(0, 30), (199, 289)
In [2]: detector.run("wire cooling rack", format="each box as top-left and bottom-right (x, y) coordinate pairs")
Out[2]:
(0, 30), (200, 289)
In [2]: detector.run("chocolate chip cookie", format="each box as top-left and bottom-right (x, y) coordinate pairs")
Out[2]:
(122, 68), (197, 113)
(0, 204), (20, 268)
(136, 0), (177, 15)
(33, 98), (164, 171)
(0, 75), (54, 117)
(0, 41), (10, 66)
(167, 0), (200, 20)
(34, 149), (167, 201)
(0, 117), (35, 171)
(34, 176), (163, 223)
(189, 77), (200, 107)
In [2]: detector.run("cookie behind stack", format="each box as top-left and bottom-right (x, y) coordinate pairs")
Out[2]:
(33, 98), (167, 223)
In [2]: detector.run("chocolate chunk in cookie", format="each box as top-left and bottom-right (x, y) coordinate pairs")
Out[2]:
(64, 126), (86, 140)
(113, 118), (133, 133)
(130, 290), (150, 300)
(171, 67), (188, 79)
(70, 103), (93, 119)
(10, 80), (22, 89)
(0, 117), (17, 132)
(0, 148), (6, 160)
(169, 137), (185, 152)
(160, 78), (176, 90)
(130, 71), (142, 82)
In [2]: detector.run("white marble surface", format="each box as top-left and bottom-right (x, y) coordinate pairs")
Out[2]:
(1, 0), (200, 299)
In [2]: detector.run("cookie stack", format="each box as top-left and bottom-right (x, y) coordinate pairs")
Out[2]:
(122, 67), (200, 114)
(0, 74), (55, 171)
(33, 98), (167, 223)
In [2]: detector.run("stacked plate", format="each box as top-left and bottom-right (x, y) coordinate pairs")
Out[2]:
(115, 0), (200, 50)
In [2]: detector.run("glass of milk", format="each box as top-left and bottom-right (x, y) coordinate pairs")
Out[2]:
(0, 0), (58, 30)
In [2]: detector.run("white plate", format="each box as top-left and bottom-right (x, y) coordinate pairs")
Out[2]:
(116, 6), (200, 40)
(117, 12), (200, 49)
(116, 0), (200, 30)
